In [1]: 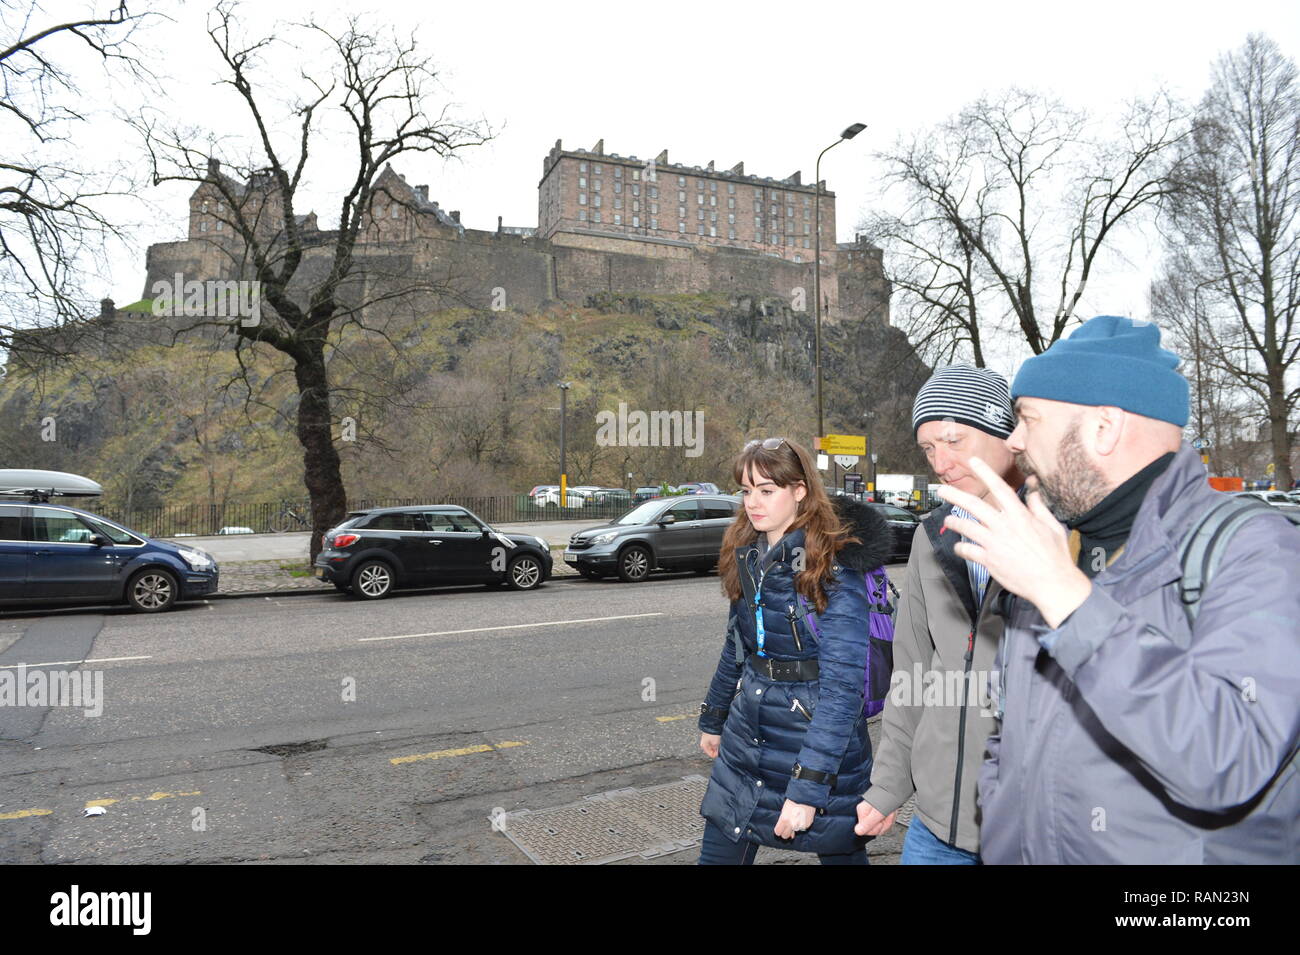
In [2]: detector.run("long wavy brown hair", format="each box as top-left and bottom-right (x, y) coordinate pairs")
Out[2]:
(718, 438), (857, 614)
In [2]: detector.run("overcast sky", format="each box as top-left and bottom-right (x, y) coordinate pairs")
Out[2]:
(45, 0), (1300, 378)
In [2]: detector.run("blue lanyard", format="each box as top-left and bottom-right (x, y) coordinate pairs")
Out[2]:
(755, 586), (767, 657)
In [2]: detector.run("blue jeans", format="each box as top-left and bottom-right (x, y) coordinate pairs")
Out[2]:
(900, 816), (981, 865)
(698, 821), (868, 865)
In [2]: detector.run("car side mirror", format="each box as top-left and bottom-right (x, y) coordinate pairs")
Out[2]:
(658, 514), (676, 525)
(89, 535), (108, 547)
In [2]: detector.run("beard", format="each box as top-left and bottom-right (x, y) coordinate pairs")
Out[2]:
(1016, 421), (1109, 524)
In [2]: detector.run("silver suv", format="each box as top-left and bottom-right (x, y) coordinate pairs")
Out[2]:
(563, 494), (740, 582)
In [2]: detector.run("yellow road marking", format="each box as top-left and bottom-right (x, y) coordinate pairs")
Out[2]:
(656, 714), (695, 722)
(390, 740), (527, 765)
(0, 808), (52, 820)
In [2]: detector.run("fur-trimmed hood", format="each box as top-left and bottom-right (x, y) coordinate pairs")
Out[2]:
(830, 495), (893, 573)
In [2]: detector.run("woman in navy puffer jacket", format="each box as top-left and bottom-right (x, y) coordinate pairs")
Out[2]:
(697, 437), (891, 864)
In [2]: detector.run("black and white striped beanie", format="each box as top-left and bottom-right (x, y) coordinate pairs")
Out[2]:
(911, 364), (1015, 438)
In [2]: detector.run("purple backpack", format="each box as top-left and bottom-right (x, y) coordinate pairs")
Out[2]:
(795, 566), (897, 718)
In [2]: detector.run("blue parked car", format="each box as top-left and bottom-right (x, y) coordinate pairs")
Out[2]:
(0, 470), (219, 612)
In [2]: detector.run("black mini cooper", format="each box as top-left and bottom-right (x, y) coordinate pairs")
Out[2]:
(315, 505), (552, 598)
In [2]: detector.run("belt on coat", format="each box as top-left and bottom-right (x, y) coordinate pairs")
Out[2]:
(746, 655), (819, 682)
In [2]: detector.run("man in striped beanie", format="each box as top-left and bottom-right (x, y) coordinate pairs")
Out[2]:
(856, 365), (1022, 864)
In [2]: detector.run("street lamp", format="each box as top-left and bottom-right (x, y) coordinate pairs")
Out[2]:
(813, 122), (867, 446)
(558, 382), (571, 507)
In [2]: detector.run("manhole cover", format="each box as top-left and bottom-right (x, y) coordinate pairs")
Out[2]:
(492, 775), (709, 865)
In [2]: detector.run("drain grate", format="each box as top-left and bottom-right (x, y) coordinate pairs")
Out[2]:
(492, 775), (709, 865)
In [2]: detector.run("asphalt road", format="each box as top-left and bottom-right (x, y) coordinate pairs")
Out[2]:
(0, 570), (906, 865)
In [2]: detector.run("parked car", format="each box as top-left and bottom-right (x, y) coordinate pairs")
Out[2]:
(590, 488), (631, 507)
(315, 505), (552, 598)
(675, 482), (721, 495)
(632, 486), (663, 504)
(1233, 490), (1295, 507)
(563, 494), (740, 582)
(533, 487), (586, 508)
(0, 477), (219, 612)
(869, 503), (920, 564)
(216, 525), (256, 535)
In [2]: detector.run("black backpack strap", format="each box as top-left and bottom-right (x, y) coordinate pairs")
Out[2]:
(1179, 495), (1277, 628)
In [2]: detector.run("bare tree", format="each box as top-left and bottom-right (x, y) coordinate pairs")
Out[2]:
(132, 4), (492, 558)
(0, 0), (153, 360)
(1160, 34), (1300, 490)
(867, 88), (1185, 363)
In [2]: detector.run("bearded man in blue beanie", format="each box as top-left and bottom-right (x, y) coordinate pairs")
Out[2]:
(937, 315), (1300, 864)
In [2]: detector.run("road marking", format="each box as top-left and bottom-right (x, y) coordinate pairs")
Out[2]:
(359, 613), (665, 643)
(390, 740), (527, 765)
(0, 655), (152, 670)
(0, 808), (53, 820)
(655, 714), (695, 722)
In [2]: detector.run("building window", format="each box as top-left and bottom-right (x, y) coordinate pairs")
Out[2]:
(593, 211), (602, 223)
(678, 175), (685, 186)
(803, 238), (810, 248)
(579, 176), (587, 188)
(651, 218), (658, 230)
(678, 205), (686, 217)
(649, 186), (657, 198)
(697, 180), (704, 190)
(804, 223), (810, 235)
(593, 195), (602, 208)
(755, 217), (761, 229)
(679, 221), (686, 233)
(200, 221), (208, 232)
(632, 169), (640, 181)
(728, 213), (735, 224)
(215, 220), (223, 231)
(698, 224), (705, 235)
(579, 209), (587, 221)
(217, 201), (224, 211)
(787, 206), (794, 217)
(579, 193), (587, 205)
(632, 184), (640, 196)
(615, 214), (622, 224)
(698, 209), (704, 220)
(697, 194), (704, 205)
(615, 166), (622, 178)
(710, 225), (717, 236)
(614, 182), (623, 194)
(593, 179), (601, 192)
(632, 215), (640, 227)
(728, 183), (735, 194)
(794, 254), (802, 263)
(614, 198), (623, 209)
(678, 191), (685, 202)
(728, 197), (735, 209)
(710, 212), (717, 223)
(709, 181), (716, 192)
(757, 233), (763, 243)
(729, 228), (736, 239)
(771, 204), (778, 215)
(650, 202), (658, 213)
(633, 200), (640, 212)
(595, 164), (602, 175)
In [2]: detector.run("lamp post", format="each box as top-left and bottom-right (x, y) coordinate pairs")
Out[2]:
(558, 382), (571, 507)
(813, 122), (867, 445)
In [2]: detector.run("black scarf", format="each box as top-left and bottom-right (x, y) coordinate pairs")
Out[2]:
(1068, 452), (1176, 577)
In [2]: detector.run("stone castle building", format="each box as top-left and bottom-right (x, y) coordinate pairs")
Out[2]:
(141, 140), (889, 325)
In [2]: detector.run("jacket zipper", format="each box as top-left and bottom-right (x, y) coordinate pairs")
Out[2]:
(949, 625), (977, 845)
(785, 604), (803, 652)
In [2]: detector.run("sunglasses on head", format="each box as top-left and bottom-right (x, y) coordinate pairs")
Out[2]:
(743, 437), (787, 451)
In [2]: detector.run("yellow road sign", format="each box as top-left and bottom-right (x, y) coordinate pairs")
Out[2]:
(822, 434), (866, 455)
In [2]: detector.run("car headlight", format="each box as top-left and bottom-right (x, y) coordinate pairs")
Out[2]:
(177, 547), (214, 571)
(591, 532), (618, 545)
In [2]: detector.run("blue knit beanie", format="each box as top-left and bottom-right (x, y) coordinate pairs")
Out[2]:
(1010, 315), (1189, 427)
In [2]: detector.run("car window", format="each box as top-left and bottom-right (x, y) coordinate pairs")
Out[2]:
(665, 500), (699, 522)
(0, 505), (21, 541)
(701, 500), (736, 519)
(30, 509), (95, 543)
(83, 516), (139, 545)
(422, 512), (479, 533)
(365, 512), (427, 531)
(880, 505), (917, 522)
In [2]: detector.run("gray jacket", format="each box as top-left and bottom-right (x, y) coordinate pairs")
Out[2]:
(979, 444), (1300, 864)
(863, 503), (1004, 853)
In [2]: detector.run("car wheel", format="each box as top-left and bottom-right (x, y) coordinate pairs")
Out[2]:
(352, 560), (394, 599)
(126, 568), (178, 613)
(617, 545), (652, 583)
(506, 554), (543, 590)
(579, 568), (605, 581)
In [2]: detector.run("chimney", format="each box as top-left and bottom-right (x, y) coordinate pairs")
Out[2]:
(99, 298), (115, 322)
(729, 161), (744, 176)
(786, 171), (802, 185)
(706, 160), (715, 172)
(450, 210), (461, 224)
(592, 138), (604, 155)
(415, 184), (429, 201)
(497, 215), (503, 235)
(206, 157), (220, 178)
(655, 149), (668, 165)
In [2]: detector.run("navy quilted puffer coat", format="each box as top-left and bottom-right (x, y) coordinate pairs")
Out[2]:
(698, 497), (892, 854)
